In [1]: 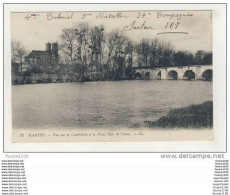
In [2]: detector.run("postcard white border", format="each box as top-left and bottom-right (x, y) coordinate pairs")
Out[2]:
(4, 3), (226, 152)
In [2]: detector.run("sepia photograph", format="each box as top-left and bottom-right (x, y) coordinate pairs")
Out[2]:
(9, 10), (214, 143)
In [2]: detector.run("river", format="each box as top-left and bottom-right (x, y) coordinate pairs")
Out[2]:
(12, 80), (213, 130)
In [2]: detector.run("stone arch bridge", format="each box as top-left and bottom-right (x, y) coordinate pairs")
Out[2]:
(134, 65), (212, 81)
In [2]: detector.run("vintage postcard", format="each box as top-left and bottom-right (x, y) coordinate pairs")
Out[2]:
(3, 4), (227, 152)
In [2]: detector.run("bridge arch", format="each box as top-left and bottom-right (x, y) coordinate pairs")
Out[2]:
(183, 70), (195, 80)
(167, 70), (178, 80)
(134, 72), (142, 79)
(156, 71), (161, 79)
(144, 72), (150, 80)
(202, 69), (212, 81)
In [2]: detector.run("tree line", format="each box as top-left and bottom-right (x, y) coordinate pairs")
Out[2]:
(12, 22), (212, 81)
(58, 23), (212, 81)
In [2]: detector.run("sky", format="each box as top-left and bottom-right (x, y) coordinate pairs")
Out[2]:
(11, 10), (212, 53)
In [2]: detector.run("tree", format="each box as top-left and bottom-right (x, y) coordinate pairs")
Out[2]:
(11, 40), (27, 73)
(135, 39), (151, 67)
(148, 39), (159, 67)
(74, 23), (90, 64)
(174, 51), (194, 66)
(59, 28), (78, 64)
(57, 22), (213, 81)
(87, 25), (105, 78)
(11, 41), (17, 63)
(109, 32), (129, 80)
(194, 50), (205, 65)
(203, 52), (212, 65)
(156, 41), (175, 67)
(17, 45), (27, 73)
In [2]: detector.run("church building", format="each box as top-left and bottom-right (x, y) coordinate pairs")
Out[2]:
(25, 42), (59, 72)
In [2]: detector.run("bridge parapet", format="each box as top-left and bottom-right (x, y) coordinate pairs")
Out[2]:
(134, 65), (212, 80)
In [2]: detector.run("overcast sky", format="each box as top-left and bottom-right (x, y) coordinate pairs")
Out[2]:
(11, 10), (212, 53)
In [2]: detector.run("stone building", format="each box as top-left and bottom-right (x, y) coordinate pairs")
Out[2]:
(25, 42), (59, 72)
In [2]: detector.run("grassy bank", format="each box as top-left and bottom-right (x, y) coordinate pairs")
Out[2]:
(143, 101), (213, 129)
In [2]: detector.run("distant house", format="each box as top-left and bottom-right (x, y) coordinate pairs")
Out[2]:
(25, 42), (59, 72)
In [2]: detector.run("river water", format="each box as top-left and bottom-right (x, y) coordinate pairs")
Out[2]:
(12, 80), (212, 130)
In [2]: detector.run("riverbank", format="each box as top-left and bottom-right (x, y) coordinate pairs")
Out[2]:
(11, 74), (132, 85)
(12, 73), (212, 85)
(133, 101), (213, 129)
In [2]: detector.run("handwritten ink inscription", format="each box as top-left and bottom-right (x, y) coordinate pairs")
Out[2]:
(95, 12), (128, 19)
(165, 22), (180, 29)
(47, 12), (74, 20)
(24, 11), (193, 34)
(123, 11), (193, 32)
(81, 13), (92, 19)
(124, 20), (154, 31)
(24, 13), (40, 21)
(156, 12), (193, 20)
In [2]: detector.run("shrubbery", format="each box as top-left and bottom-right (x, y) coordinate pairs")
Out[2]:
(25, 77), (32, 84)
(144, 101), (213, 129)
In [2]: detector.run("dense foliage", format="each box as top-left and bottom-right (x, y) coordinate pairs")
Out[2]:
(144, 101), (213, 128)
(12, 23), (212, 81)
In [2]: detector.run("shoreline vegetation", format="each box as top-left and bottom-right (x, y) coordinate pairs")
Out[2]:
(12, 22), (212, 85)
(12, 72), (212, 85)
(132, 101), (213, 129)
